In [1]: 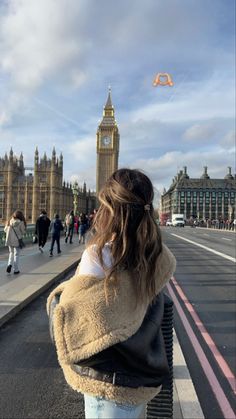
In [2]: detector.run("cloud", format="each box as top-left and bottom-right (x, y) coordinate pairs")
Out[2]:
(0, 0), (235, 194)
(0, 0), (87, 91)
(220, 130), (236, 149)
(183, 123), (217, 142)
(129, 77), (235, 124)
(131, 147), (235, 193)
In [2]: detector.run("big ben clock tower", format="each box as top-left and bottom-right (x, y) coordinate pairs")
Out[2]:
(96, 89), (120, 194)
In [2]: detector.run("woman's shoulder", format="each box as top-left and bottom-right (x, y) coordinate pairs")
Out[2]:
(78, 246), (104, 277)
(78, 244), (112, 277)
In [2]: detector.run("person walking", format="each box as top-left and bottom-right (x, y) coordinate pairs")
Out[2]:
(49, 214), (64, 257)
(47, 168), (176, 419)
(4, 210), (26, 274)
(78, 212), (87, 244)
(65, 210), (75, 244)
(35, 210), (51, 253)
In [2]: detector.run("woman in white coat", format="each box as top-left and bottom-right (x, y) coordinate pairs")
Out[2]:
(4, 210), (26, 274)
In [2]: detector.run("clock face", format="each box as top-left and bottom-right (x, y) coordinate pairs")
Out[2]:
(102, 136), (111, 146)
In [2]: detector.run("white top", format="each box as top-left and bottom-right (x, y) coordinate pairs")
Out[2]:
(78, 243), (113, 277)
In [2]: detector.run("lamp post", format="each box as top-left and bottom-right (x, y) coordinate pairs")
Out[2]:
(72, 181), (79, 216)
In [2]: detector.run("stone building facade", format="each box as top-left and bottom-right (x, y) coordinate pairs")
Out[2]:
(0, 148), (96, 224)
(96, 89), (120, 194)
(161, 166), (236, 222)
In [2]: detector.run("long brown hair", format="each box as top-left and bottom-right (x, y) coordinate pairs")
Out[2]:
(88, 168), (162, 302)
(8, 210), (26, 227)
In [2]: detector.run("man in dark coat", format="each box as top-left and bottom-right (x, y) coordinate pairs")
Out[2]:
(35, 210), (51, 253)
(49, 214), (64, 256)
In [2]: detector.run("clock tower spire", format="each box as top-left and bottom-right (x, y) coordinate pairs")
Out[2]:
(96, 88), (120, 195)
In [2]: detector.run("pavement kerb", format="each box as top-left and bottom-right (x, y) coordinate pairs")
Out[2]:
(173, 330), (204, 419)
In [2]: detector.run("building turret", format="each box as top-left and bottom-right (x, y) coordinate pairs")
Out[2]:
(19, 152), (24, 168)
(52, 147), (56, 164)
(59, 152), (63, 178)
(96, 88), (120, 195)
(6, 148), (14, 220)
(50, 147), (57, 218)
(9, 147), (13, 162)
(201, 166), (210, 179)
(103, 87), (114, 117)
(35, 147), (39, 165)
(224, 166), (233, 180)
(183, 166), (189, 179)
(32, 148), (39, 223)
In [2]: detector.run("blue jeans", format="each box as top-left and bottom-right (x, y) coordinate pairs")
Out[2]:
(84, 394), (146, 419)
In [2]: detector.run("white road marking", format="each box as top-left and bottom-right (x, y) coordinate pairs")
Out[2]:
(222, 238), (232, 241)
(171, 233), (236, 263)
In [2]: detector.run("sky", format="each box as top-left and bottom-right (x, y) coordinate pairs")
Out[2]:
(0, 0), (235, 197)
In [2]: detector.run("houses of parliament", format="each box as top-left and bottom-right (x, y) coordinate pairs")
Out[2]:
(0, 90), (119, 224)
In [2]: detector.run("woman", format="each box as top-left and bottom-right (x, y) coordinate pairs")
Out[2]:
(78, 212), (87, 244)
(5, 210), (26, 274)
(47, 168), (176, 419)
(65, 210), (75, 244)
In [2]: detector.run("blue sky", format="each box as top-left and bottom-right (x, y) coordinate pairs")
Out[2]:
(0, 0), (235, 195)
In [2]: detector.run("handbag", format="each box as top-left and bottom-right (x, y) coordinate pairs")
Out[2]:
(12, 225), (25, 249)
(32, 235), (38, 244)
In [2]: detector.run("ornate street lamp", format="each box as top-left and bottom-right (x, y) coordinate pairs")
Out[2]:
(72, 181), (79, 216)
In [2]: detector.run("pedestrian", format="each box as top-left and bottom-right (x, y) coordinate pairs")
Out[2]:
(35, 210), (51, 253)
(65, 210), (75, 244)
(78, 212), (87, 244)
(49, 214), (64, 257)
(47, 168), (176, 419)
(74, 215), (79, 234)
(4, 210), (26, 274)
(88, 208), (97, 228)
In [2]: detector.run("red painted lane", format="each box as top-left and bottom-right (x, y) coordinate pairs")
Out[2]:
(171, 276), (236, 395)
(167, 281), (235, 419)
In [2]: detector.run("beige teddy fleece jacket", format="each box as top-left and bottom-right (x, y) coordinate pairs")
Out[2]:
(47, 243), (176, 405)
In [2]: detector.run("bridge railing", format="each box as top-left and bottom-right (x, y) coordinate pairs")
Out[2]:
(0, 224), (36, 248)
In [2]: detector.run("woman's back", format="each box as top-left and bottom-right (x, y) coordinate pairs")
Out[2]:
(47, 168), (176, 419)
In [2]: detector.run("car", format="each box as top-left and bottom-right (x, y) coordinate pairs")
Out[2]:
(166, 219), (173, 226)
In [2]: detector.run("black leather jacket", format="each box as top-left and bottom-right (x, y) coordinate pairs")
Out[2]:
(49, 291), (169, 389)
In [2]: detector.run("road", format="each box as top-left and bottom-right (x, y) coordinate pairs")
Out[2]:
(0, 269), (85, 419)
(0, 227), (235, 418)
(162, 226), (236, 419)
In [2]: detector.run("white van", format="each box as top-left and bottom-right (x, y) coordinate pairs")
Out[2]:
(172, 214), (185, 227)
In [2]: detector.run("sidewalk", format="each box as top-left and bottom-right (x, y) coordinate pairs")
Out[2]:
(0, 239), (85, 327)
(0, 239), (204, 419)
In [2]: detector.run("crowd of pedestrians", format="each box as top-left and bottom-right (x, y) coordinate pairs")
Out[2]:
(4, 208), (97, 274)
(189, 218), (236, 230)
